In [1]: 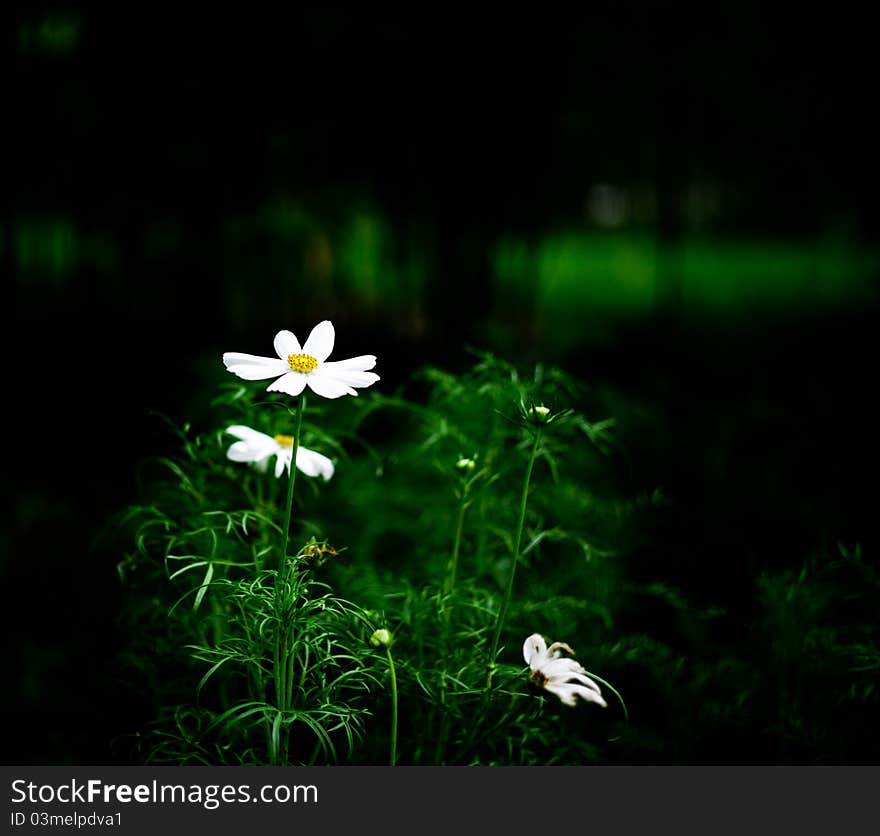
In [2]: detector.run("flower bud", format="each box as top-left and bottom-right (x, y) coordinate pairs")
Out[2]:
(456, 457), (476, 471)
(370, 628), (393, 648)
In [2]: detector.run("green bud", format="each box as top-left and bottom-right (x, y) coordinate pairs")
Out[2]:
(370, 628), (393, 648)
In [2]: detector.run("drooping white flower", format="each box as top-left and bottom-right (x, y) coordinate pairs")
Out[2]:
(225, 425), (335, 480)
(523, 633), (607, 708)
(222, 320), (379, 399)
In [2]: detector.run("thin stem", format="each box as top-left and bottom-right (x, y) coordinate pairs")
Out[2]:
(277, 395), (306, 599)
(445, 486), (470, 599)
(435, 482), (470, 763)
(273, 394), (306, 763)
(486, 428), (541, 691)
(386, 646), (398, 767)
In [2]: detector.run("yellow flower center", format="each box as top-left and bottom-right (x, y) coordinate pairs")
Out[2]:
(287, 353), (319, 373)
(274, 435), (295, 448)
(528, 669), (548, 688)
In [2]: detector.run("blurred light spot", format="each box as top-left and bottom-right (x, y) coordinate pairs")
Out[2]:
(492, 230), (880, 348)
(15, 220), (76, 279)
(586, 183), (630, 228)
(17, 14), (81, 55)
(13, 218), (119, 284)
(340, 212), (387, 305)
(303, 234), (334, 283)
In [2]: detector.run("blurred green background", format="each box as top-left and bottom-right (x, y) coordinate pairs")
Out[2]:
(3, 6), (878, 763)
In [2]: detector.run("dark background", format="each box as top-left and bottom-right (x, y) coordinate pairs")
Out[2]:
(3, 6), (878, 764)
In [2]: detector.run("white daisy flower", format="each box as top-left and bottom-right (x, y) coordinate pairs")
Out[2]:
(225, 425), (335, 481)
(222, 320), (379, 399)
(523, 633), (607, 708)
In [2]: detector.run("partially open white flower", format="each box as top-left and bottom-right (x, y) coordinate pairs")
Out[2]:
(222, 320), (379, 399)
(225, 425), (335, 480)
(523, 633), (607, 708)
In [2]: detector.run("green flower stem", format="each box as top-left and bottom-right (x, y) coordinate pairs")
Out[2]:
(277, 394), (306, 597)
(445, 484), (470, 600)
(435, 482), (471, 763)
(286, 628), (306, 712)
(485, 428), (541, 691)
(386, 646), (398, 767)
(274, 395), (305, 745)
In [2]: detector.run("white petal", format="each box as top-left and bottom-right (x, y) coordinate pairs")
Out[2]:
(227, 440), (264, 463)
(547, 641), (576, 659)
(544, 681), (579, 707)
(523, 634), (548, 668)
(543, 657), (584, 676)
(225, 427), (279, 462)
(225, 425), (273, 445)
(274, 450), (290, 478)
(226, 441), (278, 462)
(305, 374), (356, 399)
(296, 447), (335, 480)
(323, 354), (377, 372)
(312, 364), (380, 390)
(546, 680), (607, 708)
(547, 667), (603, 697)
(266, 372), (308, 396)
(302, 320), (335, 362)
(223, 352), (289, 381)
(274, 330), (301, 359)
